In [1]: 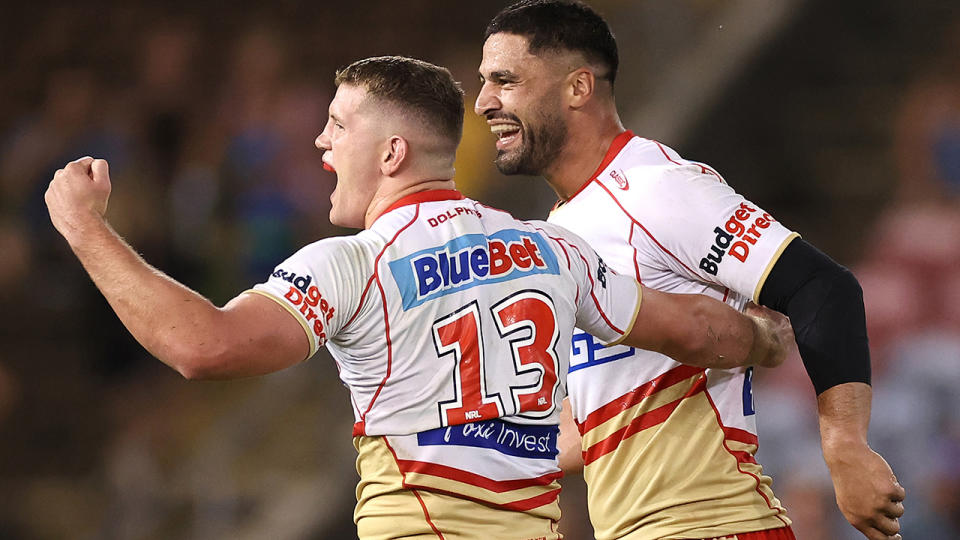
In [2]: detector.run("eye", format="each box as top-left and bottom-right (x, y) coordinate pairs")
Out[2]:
(335, 122), (344, 130)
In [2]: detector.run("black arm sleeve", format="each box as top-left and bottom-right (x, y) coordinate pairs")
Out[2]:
(758, 237), (871, 395)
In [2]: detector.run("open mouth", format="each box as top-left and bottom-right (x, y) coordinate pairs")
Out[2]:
(490, 123), (522, 150)
(322, 152), (336, 173)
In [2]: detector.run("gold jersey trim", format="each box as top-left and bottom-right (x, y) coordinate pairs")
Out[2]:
(604, 280), (642, 347)
(752, 233), (800, 303)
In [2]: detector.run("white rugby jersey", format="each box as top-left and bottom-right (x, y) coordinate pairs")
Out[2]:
(548, 132), (799, 540)
(249, 190), (640, 524)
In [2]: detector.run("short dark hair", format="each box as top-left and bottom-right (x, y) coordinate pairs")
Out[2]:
(485, 0), (618, 84)
(335, 56), (464, 146)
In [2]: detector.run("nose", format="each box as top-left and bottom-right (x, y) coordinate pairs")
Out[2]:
(315, 129), (330, 151)
(474, 82), (501, 117)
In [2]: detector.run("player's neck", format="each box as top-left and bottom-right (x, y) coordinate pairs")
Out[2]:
(544, 116), (625, 202)
(364, 177), (457, 228)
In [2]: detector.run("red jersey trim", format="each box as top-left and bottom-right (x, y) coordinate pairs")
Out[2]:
(382, 438), (446, 538)
(402, 483), (562, 513)
(383, 438), (561, 514)
(381, 189), (464, 216)
(577, 364), (704, 435)
(344, 275), (376, 331)
(583, 372), (707, 466)
(396, 459), (563, 493)
(653, 140), (683, 166)
(702, 387), (789, 524)
(560, 130), (635, 205)
(358, 205), (422, 432)
(551, 232), (625, 336)
(724, 425), (760, 447)
(411, 489), (446, 539)
(593, 180), (709, 281)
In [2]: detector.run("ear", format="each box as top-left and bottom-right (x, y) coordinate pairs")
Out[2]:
(567, 68), (595, 109)
(381, 135), (408, 176)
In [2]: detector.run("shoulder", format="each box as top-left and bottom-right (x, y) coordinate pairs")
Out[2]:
(289, 232), (382, 268)
(525, 219), (588, 246)
(609, 139), (717, 190)
(592, 139), (729, 212)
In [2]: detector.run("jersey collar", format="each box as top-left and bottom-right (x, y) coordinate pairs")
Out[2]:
(382, 189), (465, 216)
(555, 130), (634, 210)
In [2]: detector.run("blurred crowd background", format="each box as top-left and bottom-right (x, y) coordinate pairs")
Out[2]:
(1, 0), (958, 538)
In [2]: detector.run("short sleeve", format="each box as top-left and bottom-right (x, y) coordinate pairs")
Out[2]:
(632, 167), (799, 301)
(247, 236), (368, 358)
(543, 223), (641, 345)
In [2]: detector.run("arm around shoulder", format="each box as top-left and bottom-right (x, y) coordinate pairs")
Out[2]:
(619, 286), (794, 369)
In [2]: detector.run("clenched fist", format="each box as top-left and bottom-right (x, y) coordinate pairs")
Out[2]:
(45, 156), (112, 243)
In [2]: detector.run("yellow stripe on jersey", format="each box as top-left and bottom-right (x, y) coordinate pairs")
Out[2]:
(354, 436), (562, 540)
(752, 232), (800, 303)
(243, 289), (317, 354)
(582, 391), (789, 540)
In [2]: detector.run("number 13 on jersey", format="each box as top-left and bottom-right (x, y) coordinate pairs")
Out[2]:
(432, 290), (561, 427)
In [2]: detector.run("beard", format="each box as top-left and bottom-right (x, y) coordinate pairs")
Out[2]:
(494, 108), (568, 177)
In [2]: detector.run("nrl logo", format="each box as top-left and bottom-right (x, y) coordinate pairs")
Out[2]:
(610, 169), (628, 190)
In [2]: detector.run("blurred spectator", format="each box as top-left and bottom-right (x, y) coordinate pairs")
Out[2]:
(894, 22), (960, 203)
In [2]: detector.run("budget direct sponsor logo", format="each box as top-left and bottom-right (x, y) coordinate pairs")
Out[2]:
(417, 418), (558, 460)
(699, 202), (778, 276)
(271, 269), (335, 346)
(389, 230), (560, 310)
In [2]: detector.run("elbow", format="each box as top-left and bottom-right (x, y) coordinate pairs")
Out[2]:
(165, 342), (234, 380)
(838, 266), (864, 304)
(174, 361), (218, 381)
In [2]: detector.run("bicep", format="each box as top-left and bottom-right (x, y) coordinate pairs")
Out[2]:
(621, 287), (695, 354)
(623, 286), (757, 368)
(216, 292), (312, 377)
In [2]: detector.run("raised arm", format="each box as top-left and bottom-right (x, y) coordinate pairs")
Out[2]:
(759, 237), (905, 540)
(619, 286), (794, 370)
(45, 157), (309, 379)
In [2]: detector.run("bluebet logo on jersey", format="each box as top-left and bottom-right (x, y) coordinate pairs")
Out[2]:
(389, 230), (560, 310)
(417, 418), (558, 460)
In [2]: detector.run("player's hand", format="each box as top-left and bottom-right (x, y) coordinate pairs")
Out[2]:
(826, 443), (905, 540)
(45, 157), (112, 242)
(744, 302), (795, 367)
